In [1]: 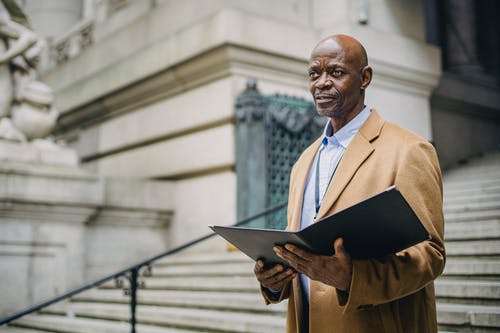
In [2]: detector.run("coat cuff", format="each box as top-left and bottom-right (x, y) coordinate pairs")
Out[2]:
(261, 281), (291, 304)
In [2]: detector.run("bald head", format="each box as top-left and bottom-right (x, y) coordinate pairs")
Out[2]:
(311, 34), (368, 69)
(307, 34), (372, 130)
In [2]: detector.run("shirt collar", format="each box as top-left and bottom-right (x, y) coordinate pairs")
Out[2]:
(321, 106), (371, 148)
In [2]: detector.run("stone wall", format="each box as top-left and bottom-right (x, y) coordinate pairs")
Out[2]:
(0, 141), (174, 315)
(24, 0), (441, 249)
(1, 0), (447, 316)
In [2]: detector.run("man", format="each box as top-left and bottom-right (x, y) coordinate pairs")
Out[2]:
(254, 34), (445, 333)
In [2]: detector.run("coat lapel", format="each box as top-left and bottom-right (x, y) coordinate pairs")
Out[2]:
(316, 110), (384, 219)
(288, 137), (322, 231)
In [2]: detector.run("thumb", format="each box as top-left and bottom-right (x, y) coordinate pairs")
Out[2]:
(334, 238), (349, 259)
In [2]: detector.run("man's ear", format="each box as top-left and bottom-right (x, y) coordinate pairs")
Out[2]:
(360, 66), (373, 90)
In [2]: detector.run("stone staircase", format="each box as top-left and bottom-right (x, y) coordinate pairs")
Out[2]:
(1, 153), (499, 333)
(435, 153), (500, 332)
(1, 252), (287, 333)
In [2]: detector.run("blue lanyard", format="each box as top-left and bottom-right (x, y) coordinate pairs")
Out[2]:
(314, 141), (342, 218)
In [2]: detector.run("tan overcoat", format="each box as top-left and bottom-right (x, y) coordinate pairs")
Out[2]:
(263, 110), (445, 333)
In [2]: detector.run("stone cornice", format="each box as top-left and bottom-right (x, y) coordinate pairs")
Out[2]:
(55, 43), (307, 133)
(49, 8), (441, 132)
(0, 154), (175, 225)
(432, 72), (500, 120)
(46, 8), (314, 117)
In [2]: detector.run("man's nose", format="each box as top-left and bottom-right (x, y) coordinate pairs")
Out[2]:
(315, 72), (332, 89)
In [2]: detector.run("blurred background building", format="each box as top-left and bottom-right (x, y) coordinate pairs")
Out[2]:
(1, 0), (499, 332)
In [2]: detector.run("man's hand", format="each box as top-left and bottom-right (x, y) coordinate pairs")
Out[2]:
(274, 238), (352, 291)
(254, 260), (297, 292)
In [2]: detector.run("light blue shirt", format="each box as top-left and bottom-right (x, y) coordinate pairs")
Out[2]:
(299, 106), (371, 299)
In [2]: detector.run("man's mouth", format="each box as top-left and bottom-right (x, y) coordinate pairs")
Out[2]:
(315, 95), (339, 106)
(315, 92), (339, 100)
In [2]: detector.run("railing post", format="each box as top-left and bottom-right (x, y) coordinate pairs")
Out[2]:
(130, 268), (138, 333)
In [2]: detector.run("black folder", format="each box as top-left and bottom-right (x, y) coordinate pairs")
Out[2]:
(210, 186), (430, 266)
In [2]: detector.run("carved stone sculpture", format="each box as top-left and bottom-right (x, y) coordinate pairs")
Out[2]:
(0, 0), (58, 142)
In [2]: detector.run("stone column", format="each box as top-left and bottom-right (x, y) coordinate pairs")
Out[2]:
(235, 79), (268, 226)
(444, 0), (481, 73)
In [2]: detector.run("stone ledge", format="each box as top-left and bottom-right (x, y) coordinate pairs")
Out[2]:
(43, 302), (286, 333)
(443, 259), (500, 276)
(0, 155), (175, 210)
(437, 303), (500, 328)
(0, 202), (98, 224)
(0, 140), (78, 168)
(74, 288), (286, 313)
(436, 280), (500, 299)
(13, 314), (194, 333)
(0, 168), (103, 207)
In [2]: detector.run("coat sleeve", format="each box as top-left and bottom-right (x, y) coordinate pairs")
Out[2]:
(341, 139), (445, 314)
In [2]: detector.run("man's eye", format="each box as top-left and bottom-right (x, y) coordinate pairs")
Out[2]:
(332, 70), (343, 76)
(309, 71), (319, 79)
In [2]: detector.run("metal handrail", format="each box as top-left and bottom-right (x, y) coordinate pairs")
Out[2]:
(0, 201), (288, 331)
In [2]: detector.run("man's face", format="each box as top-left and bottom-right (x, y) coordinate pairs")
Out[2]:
(308, 39), (365, 118)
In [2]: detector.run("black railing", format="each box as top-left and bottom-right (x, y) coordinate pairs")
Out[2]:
(0, 201), (288, 332)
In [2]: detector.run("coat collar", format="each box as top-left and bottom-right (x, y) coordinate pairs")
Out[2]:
(316, 109), (384, 218)
(289, 109), (385, 227)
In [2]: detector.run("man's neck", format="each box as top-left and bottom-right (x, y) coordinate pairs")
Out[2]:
(330, 103), (365, 133)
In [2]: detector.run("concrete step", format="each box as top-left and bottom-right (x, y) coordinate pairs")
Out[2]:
(437, 303), (500, 329)
(444, 201), (500, 214)
(460, 152), (500, 163)
(445, 175), (500, 185)
(74, 288), (286, 313)
(446, 240), (500, 256)
(444, 193), (500, 206)
(44, 302), (286, 333)
(444, 209), (500, 223)
(435, 280), (500, 300)
(447, 155), (500, 168)
(445, 159), (500, 176)
(10, 314), (203, 333)
(102, 275), (261, 292)
(155, 251), (249, 265)
(443, 258), (500, 276)
(444, 179), (500, 192)
(443, 185), (500, 199)
(0, 327), (49, 333)
(444, 170), (500, 182)
(445, 220), (500, 240)
(151, 261), (255, 276)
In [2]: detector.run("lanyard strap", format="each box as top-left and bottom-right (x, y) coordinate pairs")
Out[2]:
(314, 144), (342, 217)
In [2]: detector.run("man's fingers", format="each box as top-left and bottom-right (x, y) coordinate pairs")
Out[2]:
(255, 263), (286, 280)
(268, 272), (297, 290)
(254, 259), (278, 275)
(254, 259), (265, 273)
(274, 245), (312, 272)
(333, 238), (349, 260)
(274, 245), (300, 263)
(283, 244), (314, 261)
(266, 269), (297, 290)
(263, 265), (283, 280)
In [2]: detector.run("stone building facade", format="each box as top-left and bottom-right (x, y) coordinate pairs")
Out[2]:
(2, 0), (499, 315)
